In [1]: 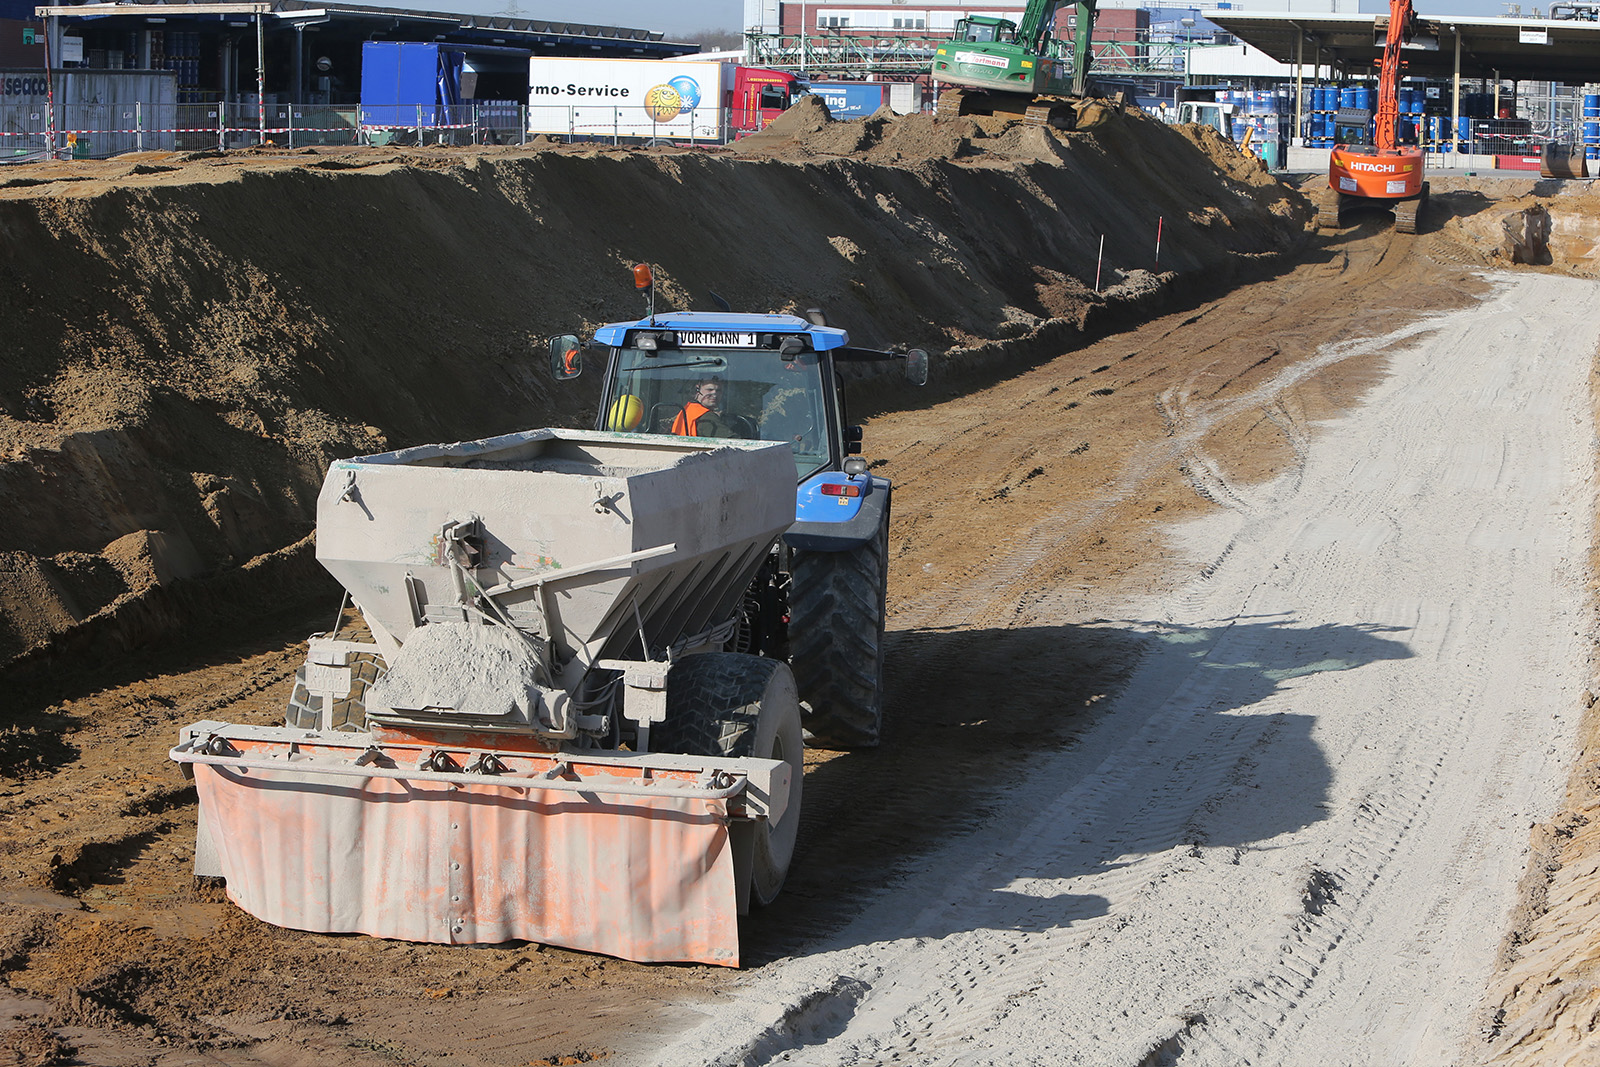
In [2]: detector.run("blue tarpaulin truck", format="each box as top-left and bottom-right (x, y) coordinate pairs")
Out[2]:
(807, 81), (924, 119)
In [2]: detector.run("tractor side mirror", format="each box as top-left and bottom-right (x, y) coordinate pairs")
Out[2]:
(549, 335), (582, 380)
(844, 425), (863, 455)
(904, 348), (929, 386)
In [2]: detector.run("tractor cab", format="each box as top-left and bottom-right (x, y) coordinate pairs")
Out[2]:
(587, 316), (851, 482)
(548, 268), (927, 486)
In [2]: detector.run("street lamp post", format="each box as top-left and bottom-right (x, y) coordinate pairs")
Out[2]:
(1180, 17), (1195, 87)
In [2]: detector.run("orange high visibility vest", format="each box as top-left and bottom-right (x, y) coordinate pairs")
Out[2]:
(671, 401), (712, 437)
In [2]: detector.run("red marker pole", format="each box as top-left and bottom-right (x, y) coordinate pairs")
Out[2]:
(1095, 234), (1104, 293)
(1155, 216), (1164, 270)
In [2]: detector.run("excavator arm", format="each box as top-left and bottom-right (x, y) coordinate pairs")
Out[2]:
(1374, 0), (1415, 152)
(1071, 0), (1098, 97)
(1016, 0), (1060, 49)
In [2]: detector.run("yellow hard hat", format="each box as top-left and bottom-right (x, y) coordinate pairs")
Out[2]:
(606, 393), (644, 431)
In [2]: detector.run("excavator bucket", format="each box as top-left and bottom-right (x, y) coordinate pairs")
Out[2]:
(1071, 91), (1124, 131)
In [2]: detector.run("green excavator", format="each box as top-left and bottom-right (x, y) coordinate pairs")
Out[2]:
(931, 0), (1119, 129)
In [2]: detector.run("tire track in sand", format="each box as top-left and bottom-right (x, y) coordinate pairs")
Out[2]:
(639, 271), (1599, 1067)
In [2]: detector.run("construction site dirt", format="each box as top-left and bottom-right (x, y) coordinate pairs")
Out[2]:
(2, 101), (1600, 1066)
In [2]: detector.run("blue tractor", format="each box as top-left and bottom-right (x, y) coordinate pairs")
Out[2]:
(550, 266), (928, 748)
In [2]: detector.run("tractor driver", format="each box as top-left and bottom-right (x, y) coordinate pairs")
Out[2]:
(670, 378), (742, 438)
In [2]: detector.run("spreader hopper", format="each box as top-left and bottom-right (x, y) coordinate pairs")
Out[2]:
(172, 429), (803, 966)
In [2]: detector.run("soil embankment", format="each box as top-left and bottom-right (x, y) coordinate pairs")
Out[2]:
(0, 102), (1305, 675)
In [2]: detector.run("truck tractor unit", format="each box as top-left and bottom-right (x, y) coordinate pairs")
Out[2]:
(550, 265), (929, 752)
(931, 0), (1119, 130)
(170, 272), (925, 967)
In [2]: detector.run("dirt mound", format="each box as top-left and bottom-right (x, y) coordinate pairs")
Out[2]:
(0, 112), (1316, 675)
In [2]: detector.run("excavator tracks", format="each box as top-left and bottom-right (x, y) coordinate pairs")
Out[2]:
(935, 89), (972, 119)
(1393, 183), (1429, 235)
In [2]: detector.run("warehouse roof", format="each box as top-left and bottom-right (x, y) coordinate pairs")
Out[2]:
(1205, 8), (1600, 83)
(32, 0), (698, 58)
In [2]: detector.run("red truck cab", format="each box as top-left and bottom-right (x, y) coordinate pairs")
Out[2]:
(727, 65), (808, 136)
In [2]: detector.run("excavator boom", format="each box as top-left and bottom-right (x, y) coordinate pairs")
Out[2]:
(1374, 0), (1415, 152)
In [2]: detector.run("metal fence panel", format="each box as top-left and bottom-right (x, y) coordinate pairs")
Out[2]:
(1, 97), (752, 159)
(0, 101), (49, 163)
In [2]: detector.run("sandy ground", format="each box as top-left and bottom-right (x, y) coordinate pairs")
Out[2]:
(4, 109), (1600, 1067)
(647, 268), (1600, 1066)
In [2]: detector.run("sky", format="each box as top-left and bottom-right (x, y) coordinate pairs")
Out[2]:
(437, 0), (745, 35)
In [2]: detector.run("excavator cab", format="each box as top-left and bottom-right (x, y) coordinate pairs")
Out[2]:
(955, 16), (1015, 43)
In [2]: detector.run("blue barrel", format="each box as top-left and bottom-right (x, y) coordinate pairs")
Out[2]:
(1585, 120), (1600, 145)
(1585, 94), (1600, 118)
(1456, 115), (1471, 151)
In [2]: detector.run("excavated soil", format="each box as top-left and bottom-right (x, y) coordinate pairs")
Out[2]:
(0, 99), (1599, 1065)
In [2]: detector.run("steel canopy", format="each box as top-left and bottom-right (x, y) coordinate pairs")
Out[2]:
(1205, 9), (1600, 83)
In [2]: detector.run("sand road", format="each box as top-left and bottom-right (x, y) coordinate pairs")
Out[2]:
(647, 270), (1600, 1067)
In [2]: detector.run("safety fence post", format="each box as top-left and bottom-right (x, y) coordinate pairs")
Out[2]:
(217, 103), (224, 152)
(520, 105), (527, 145)
(614, 108), (619, 145)
(136, 101), (143, 153)
(287, 103), (294, 150)
(416, 103), (423, 144)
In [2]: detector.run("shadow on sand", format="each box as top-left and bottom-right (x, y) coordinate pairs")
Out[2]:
(741, 613), (1411, 960)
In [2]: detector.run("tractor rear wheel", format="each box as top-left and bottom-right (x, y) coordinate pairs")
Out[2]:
(787, 516), (889, 749)
(654, 653), (803, 908)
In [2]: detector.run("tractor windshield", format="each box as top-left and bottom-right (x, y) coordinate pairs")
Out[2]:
(605, 346), (835, 481)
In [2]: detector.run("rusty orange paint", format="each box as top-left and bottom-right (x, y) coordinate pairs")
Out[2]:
(193, 760), (743, 966)
(367, 722), (563, 755)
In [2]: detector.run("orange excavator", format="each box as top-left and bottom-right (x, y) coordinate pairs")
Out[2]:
(1319, 0), (1427, 232)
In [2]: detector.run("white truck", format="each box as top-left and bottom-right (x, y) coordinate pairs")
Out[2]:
(527, 57), (807, 143)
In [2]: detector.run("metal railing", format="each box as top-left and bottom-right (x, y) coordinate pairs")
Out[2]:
(0, 100), (806, 160)
(743, 28), (1197, 79)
